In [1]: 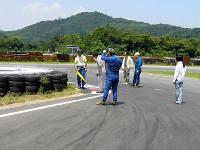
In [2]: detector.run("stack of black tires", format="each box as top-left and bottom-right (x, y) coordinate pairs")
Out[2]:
(24, 75), (40, 94)
(47, 72), (68, 92)
(0, 71), (68, 96)
(0, 76), (8, 96)
(9, 75), (25, 94)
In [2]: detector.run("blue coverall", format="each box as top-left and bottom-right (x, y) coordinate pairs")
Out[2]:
(77, 66), (86, 88)
(133, 56), (142, 85)
(101, 52), (122, 102)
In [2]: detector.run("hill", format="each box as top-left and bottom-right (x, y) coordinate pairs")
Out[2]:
(3, 11), (200, 43)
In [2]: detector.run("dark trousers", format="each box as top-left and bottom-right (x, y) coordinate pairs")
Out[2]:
(77, 67), (86, 88)
(133, 68), (141, 85)
(103, 78), (119, 102)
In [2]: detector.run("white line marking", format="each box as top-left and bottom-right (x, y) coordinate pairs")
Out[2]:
(154, 89), (161, 91)
(0, 94), (102, 118)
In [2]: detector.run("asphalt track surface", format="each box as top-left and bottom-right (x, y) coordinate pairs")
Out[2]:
(0, 64), (200, 150)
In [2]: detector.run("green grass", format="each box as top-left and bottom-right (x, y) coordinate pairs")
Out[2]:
(144, 70), (200, 79)
(0, 83), (80, 106)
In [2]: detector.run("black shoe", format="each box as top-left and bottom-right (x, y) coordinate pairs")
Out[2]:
(130, 83), (136, 87)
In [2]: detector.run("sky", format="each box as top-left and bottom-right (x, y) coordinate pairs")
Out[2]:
(0, 0), (199, 31)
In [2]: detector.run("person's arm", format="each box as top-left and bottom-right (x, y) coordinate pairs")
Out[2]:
(122, 57), (125, 70)
(129, 56), (134, 68)
(74, 57), (78, 71)
(83, 56), (88, 71)
(138, 58), (142, 68)
(101, 52), (110, 63)
(96, 59), (102, 75)
(173, 64), (180, 83)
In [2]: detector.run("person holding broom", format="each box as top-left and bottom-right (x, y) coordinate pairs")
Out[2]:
(74, 50), (87, 89)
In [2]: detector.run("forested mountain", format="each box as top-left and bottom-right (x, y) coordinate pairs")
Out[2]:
(2, 11), (200, 43)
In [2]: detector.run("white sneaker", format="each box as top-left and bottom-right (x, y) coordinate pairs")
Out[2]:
(125, 82), (128, 85)
(122, 82), (126, 85)
(176, 101), (182, 104)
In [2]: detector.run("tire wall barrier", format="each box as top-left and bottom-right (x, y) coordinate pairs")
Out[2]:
(0, 52), (199, 65)
(0, 72), (68, 96)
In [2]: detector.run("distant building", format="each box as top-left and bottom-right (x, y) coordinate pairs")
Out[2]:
(67, 45), (80, 55)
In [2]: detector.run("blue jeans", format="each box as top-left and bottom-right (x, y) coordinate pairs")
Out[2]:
(133, 68), (141, 85)
(103, 79), (119, 102)
(175, 80), (183, 102)
(77, 67), (86, 88)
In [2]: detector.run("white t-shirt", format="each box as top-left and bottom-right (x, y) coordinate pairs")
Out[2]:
(74, 55), (87, 67)
(173, 61), (186, 82)
(96, 55), (106, 74)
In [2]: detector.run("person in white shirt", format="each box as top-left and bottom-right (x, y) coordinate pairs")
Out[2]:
(122, 51), (134, 84)
(74, 50), (87, 89)
(173, 56), (186, 104)
(93, 51), (106, 93)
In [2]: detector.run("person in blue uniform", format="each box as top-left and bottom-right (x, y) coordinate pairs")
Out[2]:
(97, 48), (122, 106)
(132, 52), (142, 87)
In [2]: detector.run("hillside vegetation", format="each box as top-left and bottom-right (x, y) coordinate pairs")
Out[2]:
(2, 12), (200, 43)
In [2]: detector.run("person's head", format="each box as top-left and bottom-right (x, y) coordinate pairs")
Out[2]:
(176, 56), (183, 62)
(124, 51), (130, 56)
(77, 50), (82, 56)
(108, 48), (115, 56)
(134, 52), (140, 58)
(176, 56), (185, 67)
(92, 51), (99, 60)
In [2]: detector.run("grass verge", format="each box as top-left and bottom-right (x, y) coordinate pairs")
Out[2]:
(144, 70), (200, 79)
(0, 83), (80, 106)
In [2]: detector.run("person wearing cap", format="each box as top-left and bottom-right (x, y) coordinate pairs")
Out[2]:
(132, 52), (142, 87)
(93, 51), (106, 93)
(74, 50), (87, 89)
(122, 51), (134, 84)
(97, 48), (122, 106)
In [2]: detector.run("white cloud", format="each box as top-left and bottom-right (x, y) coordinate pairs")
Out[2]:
(71, 6), (87, 15)
(23, 1), (66, 22)
(0, 1), (89, 31)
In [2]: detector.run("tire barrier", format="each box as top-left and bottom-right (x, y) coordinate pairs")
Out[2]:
(0, 71), (68, 96)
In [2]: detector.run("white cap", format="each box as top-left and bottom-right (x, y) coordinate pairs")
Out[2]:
(134, 52), (140, 56)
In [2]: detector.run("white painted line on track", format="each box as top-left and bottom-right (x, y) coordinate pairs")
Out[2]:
(0, 94), (102, 119)
(154, 89), (161, 91)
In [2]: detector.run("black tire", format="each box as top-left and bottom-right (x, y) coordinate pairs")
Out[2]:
(61, 78), (68, 83)
(0, 92), (7, 97)
(61, 73), (68, 78)
(48, 74), (63, 80)
(24, 75), (40, 82)
(62, 83), (68, 88)
(0, 87), (8, 93)
(25, 82), (39, 86)
(40, 85), (53, 93)
(9, 87), (25, 93)
(52, 79), (62, 84)
(9, 81), (25, 87)
(53, 84), (64, 91)
(0, 82), (8, 88)
(26, 86), (39, 93)
(9, 75), (24, 82)
(0, 76), (8, 82)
